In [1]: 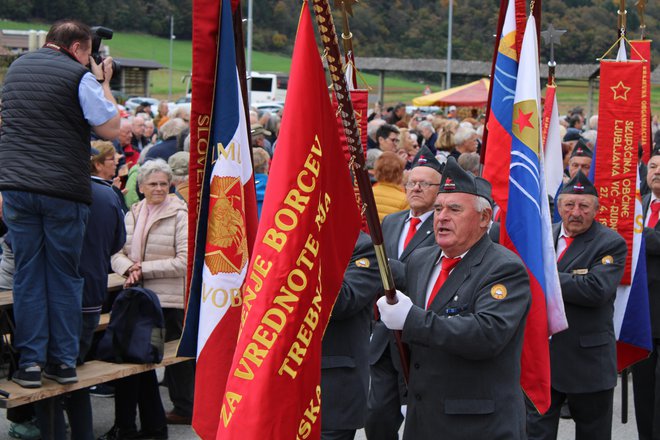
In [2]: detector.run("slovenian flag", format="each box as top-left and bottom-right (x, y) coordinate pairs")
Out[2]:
(505, 14), (568, 414)
(483, 0), (519, 214)
(483, 2), (567, 413)
(178, 0), (258, 438)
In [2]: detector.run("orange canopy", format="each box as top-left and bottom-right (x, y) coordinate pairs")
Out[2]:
(412, 78), (490, 107)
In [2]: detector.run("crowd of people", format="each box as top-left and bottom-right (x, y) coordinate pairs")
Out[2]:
(249, 98), (660, 440)
(1, 17), (659, 440)
(0, 20), (193, 440)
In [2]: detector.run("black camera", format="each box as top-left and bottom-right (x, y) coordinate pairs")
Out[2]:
(90, 26), (120, 76)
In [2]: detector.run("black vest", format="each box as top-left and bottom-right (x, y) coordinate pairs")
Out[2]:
(0, 47), (92, 204)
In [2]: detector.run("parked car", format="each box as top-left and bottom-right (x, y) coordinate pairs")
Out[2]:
(254, 101), (284, 114)
(170, 95), (191, 115)
(124, 97), (160, 114)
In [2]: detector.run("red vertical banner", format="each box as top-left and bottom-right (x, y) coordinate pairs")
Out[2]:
(187, 0), (221, 291)
(594, 60), (643, 285)
(333, 89), (369, 231)
(630, 40), (652, 163)
(333, 90), (369, 161)
(541, 85), (556, 147)
(217, 2), (361, 438)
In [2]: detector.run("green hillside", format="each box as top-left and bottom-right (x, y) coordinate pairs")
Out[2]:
(3, 19), (660, 115)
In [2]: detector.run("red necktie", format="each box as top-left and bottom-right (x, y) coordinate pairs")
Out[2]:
(404, 217), (422, 248)
(557, 236), (574, 262)
(649, 200), (660, 228)
(426, 257), (462, 309)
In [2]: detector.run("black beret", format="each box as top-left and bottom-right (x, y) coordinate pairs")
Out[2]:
(411, 145), (443, 174)
(560, 170), (598, 197)
(570, 140), (593, 159)
(439, 156), (491, 201)
(563, 130), (582, 142)
(475, 176), (494, 207)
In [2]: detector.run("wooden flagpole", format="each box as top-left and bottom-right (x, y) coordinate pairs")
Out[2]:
(310, 0), (410, 383)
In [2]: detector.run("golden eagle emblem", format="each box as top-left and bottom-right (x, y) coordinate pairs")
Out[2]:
(205, 176), (248, 274)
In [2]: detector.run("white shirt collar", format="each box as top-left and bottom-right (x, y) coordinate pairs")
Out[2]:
(407, 210), (433, 224)
(435, 249), (470, 266)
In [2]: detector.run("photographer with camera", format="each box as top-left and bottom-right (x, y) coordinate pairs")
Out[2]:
(0, 18), (120, 399)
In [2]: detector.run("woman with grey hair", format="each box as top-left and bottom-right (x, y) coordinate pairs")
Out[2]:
(144, 118), (188, 162)
(103, 159), (191, 439)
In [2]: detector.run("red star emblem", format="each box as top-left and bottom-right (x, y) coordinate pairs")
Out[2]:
(514, 108), (534, 132)
(509, 40), (517, 52)
(610, 81), (631, 101)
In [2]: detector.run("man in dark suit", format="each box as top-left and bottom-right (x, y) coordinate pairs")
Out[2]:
(632, 151), (660, 440)
(365, 146), (442, 440)
(417, 121), (438, 156)
(320, 231), (383, 440)
(377, 157), (531, 439)
(527, 171), (627, 440)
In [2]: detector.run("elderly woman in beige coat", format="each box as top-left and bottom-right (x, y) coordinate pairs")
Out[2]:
(102, 159), (191, 440)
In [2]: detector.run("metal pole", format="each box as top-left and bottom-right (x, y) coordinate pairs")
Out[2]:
(446, 0), (453, 89)
(622, 368), (629, 423)
(378, 70), (385, 109)
(246, 0), (254, 106)
(168, 15), (174, 100)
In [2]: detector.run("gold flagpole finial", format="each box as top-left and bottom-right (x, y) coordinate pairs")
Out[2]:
(333, 0), (358, 16)
(618, 0), (627, 37)
(635, 0), (647, 39)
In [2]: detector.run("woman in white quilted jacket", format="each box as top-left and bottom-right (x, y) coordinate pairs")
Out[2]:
(101, 159), (191, 440)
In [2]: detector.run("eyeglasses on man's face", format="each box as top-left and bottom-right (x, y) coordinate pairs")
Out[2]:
(405, 181), (440, 190)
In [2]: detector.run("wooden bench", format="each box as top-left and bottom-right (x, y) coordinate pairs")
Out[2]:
(0, 274), (193, 410)
(0, 340), (191, 408)
(0, 273), (126, 309)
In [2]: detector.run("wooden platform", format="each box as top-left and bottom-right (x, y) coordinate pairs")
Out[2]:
(0, 340), (190, 409)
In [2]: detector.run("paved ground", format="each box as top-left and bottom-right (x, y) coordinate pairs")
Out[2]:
(0, 370), (640, 439)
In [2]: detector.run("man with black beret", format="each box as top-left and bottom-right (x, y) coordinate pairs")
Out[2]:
(527, 171), (627, 440)
(566, 140), (593, 182)
(377, 156), (531, 439)
(365, 146), (442, 440)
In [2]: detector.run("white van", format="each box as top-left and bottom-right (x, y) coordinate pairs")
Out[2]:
(250, 72), (287, 103)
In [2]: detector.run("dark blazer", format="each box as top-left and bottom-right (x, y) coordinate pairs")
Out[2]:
(321, 231), (383, 430)
(400, 234), (531, 440)
(643, 194), (660, 339)
(420, 132), (438, 156)
(369, 210), (435, 365)
(550, 221), (627, 394)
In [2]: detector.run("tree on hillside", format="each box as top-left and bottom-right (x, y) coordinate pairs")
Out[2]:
(0, 0), (656, 66)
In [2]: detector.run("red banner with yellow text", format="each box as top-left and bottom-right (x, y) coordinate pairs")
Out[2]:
(630, 40), (652, 163)
(216, 3), (361, 438)
(187, 0), (220, 291)
(594, 60), (643, 285)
